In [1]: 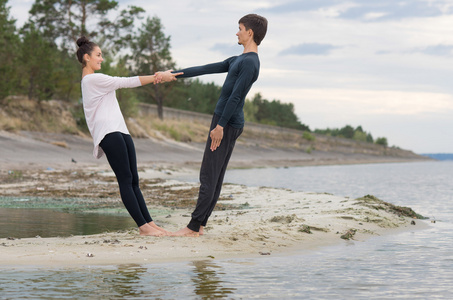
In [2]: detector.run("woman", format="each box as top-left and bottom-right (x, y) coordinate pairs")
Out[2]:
(76, 36), (182, 236)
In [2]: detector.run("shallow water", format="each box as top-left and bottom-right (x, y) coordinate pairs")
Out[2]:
(0, 207), (136, 238)
(222, 161), (453, 222)
(1, 223), (452, 299)
(1, 161), (452, 299)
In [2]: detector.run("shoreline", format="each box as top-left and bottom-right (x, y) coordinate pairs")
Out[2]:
(0, 165), (430, 267)
(0, 220), (430, 268)
(0, 130), (431, 267)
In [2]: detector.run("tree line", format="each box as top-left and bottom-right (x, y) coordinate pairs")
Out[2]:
(315, 126), (372, 142)
(0, 0), (388, 146)
(314, 125), (388, 147)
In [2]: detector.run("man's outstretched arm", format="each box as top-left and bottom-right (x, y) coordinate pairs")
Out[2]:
(173, 59), (232, 78)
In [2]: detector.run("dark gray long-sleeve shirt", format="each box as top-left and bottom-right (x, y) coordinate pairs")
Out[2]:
(175, 52), (260, 128)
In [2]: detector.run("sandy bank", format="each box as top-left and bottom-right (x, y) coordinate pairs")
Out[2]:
(0, 165), (428, 267)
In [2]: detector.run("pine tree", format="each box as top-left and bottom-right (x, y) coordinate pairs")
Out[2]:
(28, 0), (144, 52)
(0, 0), (20, 99)
(129, 16), (176, 119)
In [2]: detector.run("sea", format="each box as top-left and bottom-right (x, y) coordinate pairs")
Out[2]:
(1, 160), (452, 299)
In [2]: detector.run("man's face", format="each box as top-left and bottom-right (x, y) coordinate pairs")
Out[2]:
(236, 23), (252, 45)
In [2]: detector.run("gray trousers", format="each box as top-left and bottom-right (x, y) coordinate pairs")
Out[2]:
(187, 114), (243, 232)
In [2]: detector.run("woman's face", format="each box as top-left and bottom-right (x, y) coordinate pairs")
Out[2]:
(85, 46), (103, 71)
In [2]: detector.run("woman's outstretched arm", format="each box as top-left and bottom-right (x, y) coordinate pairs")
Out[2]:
(139, 70), (183, 86)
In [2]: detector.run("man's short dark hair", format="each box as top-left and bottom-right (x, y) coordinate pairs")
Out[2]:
(239, 14), (268, 46)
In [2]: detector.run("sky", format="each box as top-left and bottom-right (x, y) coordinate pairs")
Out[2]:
(7, 0), (453, 154)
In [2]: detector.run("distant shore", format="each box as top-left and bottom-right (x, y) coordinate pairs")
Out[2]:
(0, 130), (430, 266)
(0, 130), (429, 171)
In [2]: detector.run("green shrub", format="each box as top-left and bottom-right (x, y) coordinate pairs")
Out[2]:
(302, 131), (315, 141)
(375, 137), (388, 147)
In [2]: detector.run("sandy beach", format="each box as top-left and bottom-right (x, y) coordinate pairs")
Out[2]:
(0, 130), (429, 266)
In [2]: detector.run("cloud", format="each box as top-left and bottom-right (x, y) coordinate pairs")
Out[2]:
(420, 44), (453, 56)
(375, 50), (393, 55)
(260, 0), (339, 14)
(377, 44), (453, 58)
(288, 88), (453, 116)
(279, 43), (340, 56)
(263, 0), (451, 21)
(339, 0), (447, 21)
(210, 43), (242, 56)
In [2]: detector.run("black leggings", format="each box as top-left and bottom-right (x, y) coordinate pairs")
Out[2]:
(100, 132), (152, 227)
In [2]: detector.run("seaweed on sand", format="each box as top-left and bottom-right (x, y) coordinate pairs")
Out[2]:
(356, 194), (426, 219)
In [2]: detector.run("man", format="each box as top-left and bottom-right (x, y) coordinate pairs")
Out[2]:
(172, 14), (268, 236)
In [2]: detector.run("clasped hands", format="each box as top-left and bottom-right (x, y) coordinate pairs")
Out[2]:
(154, 70), (183, 84)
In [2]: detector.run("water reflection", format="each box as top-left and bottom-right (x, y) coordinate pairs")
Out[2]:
(1, 228), (452, 298)
(0, 261), (237, 299)
(100, 264), (155, 298)
(190, 260), (236, 298)
(0, 207), (136, 238)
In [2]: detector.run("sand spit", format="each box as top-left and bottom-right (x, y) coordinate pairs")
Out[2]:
(0, 166), (427, 266)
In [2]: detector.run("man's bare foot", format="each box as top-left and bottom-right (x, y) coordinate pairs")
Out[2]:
(139, 223), (166, 236)
(171, 227), (199, 237)
(149, 221), (170, 235)
(199, 226), (204, 236)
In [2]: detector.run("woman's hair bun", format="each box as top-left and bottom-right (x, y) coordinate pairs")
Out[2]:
(76, 36), (90, 47)
(76, 36), (97, 66)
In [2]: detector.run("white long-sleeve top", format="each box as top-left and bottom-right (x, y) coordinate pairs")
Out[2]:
(81, 73), (142, 158)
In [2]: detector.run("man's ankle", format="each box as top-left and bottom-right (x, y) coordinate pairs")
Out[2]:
(187, 218), (201, 232)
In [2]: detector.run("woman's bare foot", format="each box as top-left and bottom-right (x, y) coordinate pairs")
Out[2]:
(170, 227), (199, 237)
(139, 223), (166, 236)
(149, 221), (170, 235)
